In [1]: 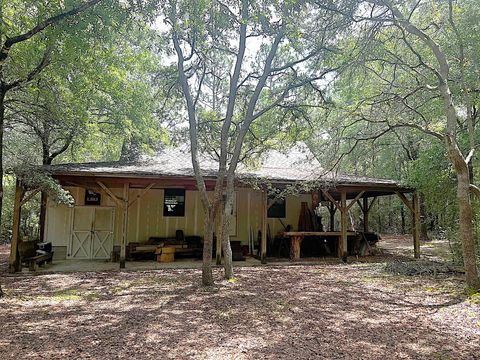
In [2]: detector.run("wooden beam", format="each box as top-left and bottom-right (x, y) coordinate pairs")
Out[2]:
(20, 188), (41, 207)
(120, 183), (129, 269)
(321, 189), (342, 211)
(9, 180), (24, 273)
(367, 196), (377, 212)
(396, 192), (414, 214)
(128, 183), (156, 209)
(413, 191), (421, 259)
(97, 181), (123, 208)
(339, 191), (347, 258)
(346, 191), (365, 211)
(261, 189), (267, 264)
(356, 199), (364, 212)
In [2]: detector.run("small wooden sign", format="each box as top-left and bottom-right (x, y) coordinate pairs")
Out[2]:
(85, 190), (101, 205)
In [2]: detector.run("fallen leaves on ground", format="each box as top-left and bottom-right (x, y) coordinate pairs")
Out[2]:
(0, 245), (479, 359)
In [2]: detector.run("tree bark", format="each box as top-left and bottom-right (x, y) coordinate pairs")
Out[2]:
(221, 178), (235, 280)
(400, 205), (405, 234)
(202, 210), (215, 286)
(0, 89), (5, 236)
(447, 139), (480, 289)
(419, 192), (429, 241)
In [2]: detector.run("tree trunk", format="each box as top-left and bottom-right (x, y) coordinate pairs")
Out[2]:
(400, 205), (406, 234)
(39, 154), (52, 243)
(0, 90), (5, 236)
(202, 210), (215, 286)
(447, 140), (480, 289)
(221, 178), (235, 280)
(419, 193), (429, 241)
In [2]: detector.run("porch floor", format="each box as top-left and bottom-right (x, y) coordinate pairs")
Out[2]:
(26, 256), (263, 273)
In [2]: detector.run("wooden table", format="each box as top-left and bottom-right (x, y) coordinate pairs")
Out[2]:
(283, 231), (357, 260)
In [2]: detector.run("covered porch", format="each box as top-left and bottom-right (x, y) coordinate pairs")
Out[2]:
(8, 172), (420, 273)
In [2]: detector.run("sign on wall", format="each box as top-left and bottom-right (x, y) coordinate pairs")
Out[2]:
(163, 189), (185, 217)
(85, 190), (101, 205)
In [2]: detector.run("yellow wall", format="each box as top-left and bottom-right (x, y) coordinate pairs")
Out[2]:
(45, 185), (314, 258)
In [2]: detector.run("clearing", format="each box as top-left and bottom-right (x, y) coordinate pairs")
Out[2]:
(0, 239), (479, 359)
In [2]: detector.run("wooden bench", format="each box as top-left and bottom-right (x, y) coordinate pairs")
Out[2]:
(18, 241), (54, 271)
(23, 252), (54, 271)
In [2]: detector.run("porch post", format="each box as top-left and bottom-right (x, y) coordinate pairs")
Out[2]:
(329, 202), (336, 231)
(412, 191), (421, 259)
(120, 182), (129, 269)
(363, 197), (369, 232)
(339, 190), (347, 258)
(261, 189), (267, 264)
(9, 179), (24, 273)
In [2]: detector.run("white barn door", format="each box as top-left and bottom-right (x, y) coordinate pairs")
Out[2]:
(69, 206), (115, 259)
(92, 207), (115, 259)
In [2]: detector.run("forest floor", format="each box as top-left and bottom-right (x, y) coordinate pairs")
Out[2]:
(1, 237), (479, 359)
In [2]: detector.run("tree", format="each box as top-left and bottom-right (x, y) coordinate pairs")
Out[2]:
(316, 0), (480, 288)
(0, 0), (104, 237)
(164, 0), (353, 285)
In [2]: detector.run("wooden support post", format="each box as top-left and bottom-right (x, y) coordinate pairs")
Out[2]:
(9, 180), (24, 273)
(120, 183), (129, 269)
(216, 201), (223, 265)
(290, 236), (303, 261)
(261, 189), (267, 264)
(329, 202), (336, 231)
(363, 197), (369, 232)
(339, 191), (347, 258)
(412, 191), (421, 259)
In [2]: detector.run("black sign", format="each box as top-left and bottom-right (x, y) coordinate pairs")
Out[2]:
(268, 196), (286, 218)
(85, 190), (101, 205)
(163, 189), (185, 217)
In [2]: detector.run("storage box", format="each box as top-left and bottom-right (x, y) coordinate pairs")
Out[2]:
(162, 247), (176, 254)
(157, 253), (174, 263)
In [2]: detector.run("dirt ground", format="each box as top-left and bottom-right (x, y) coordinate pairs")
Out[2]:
(1, 238), (479, 359)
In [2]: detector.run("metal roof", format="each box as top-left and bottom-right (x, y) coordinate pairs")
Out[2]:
(46, 145), (408, 190)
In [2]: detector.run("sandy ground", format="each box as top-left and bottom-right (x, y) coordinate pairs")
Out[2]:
(0, 238), (479, 359)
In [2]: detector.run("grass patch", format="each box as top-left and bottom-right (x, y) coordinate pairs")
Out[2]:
(465, 288), (480, 304)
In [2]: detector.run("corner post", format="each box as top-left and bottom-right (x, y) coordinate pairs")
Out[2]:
(261, 189), (267, 264)
(363, 197), (369, 232)
(340, 190), (347, 258)
(9, 179), (24, 273)
(412, 191), (421, 259)
(120, 182), (129, 269)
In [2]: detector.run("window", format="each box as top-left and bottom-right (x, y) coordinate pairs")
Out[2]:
(268, 195), (286, 218)
(163, 189), (185, 217)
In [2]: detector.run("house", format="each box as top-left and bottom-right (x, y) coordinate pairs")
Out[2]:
(8, 146), (420, 272)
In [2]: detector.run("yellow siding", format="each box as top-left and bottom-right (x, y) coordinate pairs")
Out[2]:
(45, 185), (314, 257)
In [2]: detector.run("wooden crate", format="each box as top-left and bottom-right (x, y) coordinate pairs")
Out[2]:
(162, 247), (176, 254)
(157, 253), (174, 263)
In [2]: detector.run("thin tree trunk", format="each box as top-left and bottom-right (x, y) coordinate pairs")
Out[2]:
(202, 210), (215, 286)
(221, 177), (235, 280)
(0, 90), (5, 236)
(447, 140), (480, 289)
(400, 205), (406, 234)
(419, 192), (429, 241)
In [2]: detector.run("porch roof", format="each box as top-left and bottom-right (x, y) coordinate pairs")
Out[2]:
(45, 146), (412, 194)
